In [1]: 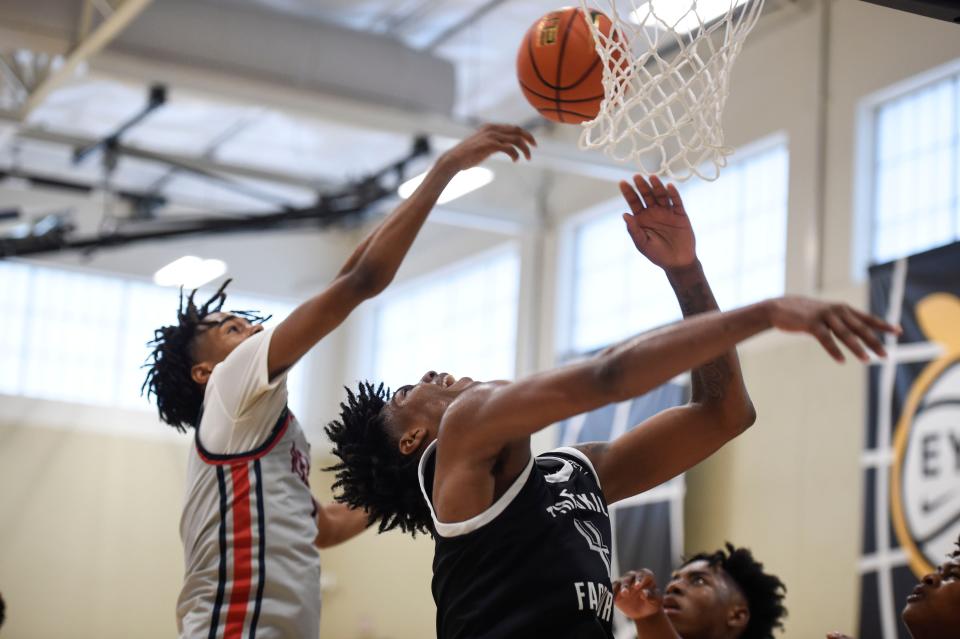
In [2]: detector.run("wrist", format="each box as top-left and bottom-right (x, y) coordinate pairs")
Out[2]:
(756, 298), (778, 328)
(433, 152), (464, 177)
(664, 258), (703, 281)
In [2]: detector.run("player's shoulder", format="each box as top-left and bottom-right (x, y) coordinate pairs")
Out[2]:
(536, 446), (602, 487)
(210, 327), (273, 383)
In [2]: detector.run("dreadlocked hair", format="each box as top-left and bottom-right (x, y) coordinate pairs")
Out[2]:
(685, 543), (788, 639)
(142, 279), (268, 432)
(325, 381), (432, 537)
(953, 534), (960, 559)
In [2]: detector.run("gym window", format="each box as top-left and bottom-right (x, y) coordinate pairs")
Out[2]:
(0, 260), (306, 416)
(369, 245), (520, 390)
(866, 69), (960, 264)
(563, 138), (789, 355)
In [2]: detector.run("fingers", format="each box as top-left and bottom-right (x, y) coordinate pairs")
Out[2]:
(627, 174), (684, 215)
(494, 143), (520, 162)
(648, 175), (672, 207)
(851, 307), (901, 336)
(622, 213), (650, 250)
(814, 323), (846, 363)
(614, 571), (639, 600)
(666, 182), (686, 216)
(492, 133), (533, 161)
(483, 123), (537, 147)
(839, 306), (887, 358)
(632, 174), (655, 209)
(487, 136), (529, 161)
(823, 304), (892, 362)
(620, 180), (646, 214)
(825, 313), (869, 362)
(483, 125), (536, 161)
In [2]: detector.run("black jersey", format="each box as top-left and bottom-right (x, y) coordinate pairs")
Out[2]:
(418, 442), (614, 639)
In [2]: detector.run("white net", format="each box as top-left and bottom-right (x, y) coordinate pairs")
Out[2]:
(577, 0), (766, 181)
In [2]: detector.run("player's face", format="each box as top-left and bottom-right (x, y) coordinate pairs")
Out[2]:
(663, 561), (747, 639)
(902, 556), (960, 638)
(387, 370), (476, 455)
(195, 312), (263, 368)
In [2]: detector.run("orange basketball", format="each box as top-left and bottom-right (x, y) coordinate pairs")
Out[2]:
(516, 7), (616, 124)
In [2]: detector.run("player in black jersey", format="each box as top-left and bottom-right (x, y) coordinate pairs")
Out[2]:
(327, 175), (898, 639)
(612, 544), (786, 639)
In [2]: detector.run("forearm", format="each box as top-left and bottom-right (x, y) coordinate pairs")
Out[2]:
(343, 157), (459, 293)
(315, 502), (369, 549)
(632, 612), (682, 639)
(666, 261), (754, 423)
(600, 302), (770, 405)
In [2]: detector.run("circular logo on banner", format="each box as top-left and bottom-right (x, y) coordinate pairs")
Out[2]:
(891, 293), (960, 578)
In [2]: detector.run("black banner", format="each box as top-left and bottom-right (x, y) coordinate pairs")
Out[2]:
(859, 241), (960, 639)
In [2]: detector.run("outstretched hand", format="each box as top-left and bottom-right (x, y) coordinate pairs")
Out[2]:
(441, 124), (536, 170)
(766, 297), (901, 363)
(613, 569), (664, 621)
(619, 174), (696, 271)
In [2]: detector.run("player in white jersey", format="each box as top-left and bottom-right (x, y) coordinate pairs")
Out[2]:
(142, 124), (536, 639)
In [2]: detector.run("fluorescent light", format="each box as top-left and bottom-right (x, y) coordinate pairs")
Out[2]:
(398, 166), (494, 205)
(153, 256), (227, 289)
(630, 0), (750, 34)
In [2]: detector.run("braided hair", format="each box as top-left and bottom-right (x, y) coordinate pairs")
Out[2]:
(325, 381), (433, 537)
(142, 279), (267, 432)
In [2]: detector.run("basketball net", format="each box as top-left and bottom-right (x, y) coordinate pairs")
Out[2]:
(577, 0), (765, 181)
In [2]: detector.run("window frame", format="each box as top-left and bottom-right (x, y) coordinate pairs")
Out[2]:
(556, 132), (790, 359)
(853, 56), (960, 278)
(0, 257), (305, 416)
(364, 241), (523, 389)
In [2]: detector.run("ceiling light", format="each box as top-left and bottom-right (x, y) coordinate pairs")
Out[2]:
(398, 166), (494, 205)
(630, 0), (750, 34)
(153, 256), (227, 289)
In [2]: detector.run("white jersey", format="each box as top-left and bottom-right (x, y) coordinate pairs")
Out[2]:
(177, 328), (321, 639)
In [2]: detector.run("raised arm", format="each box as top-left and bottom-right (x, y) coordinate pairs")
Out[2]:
(570, 175), (896, 503)
(568, 175), (755, 503)
(267, 124), (536, 377)
(620, 175), (753, 422)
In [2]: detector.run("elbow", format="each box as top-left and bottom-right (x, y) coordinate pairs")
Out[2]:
(593, 353), (628, 404)
(710, 397), (757, 436)
(738, 399), (758, 432)
(346, 264), (390, 299)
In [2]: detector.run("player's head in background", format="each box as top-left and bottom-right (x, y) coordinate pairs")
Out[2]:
(664, 543), (787, 639)
(143, 279), (269, 432)
(901, 535), (960, 639)
(325, 371), (479, 537)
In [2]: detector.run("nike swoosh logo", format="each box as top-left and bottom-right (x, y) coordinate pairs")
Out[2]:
(922, 491), (955, 514)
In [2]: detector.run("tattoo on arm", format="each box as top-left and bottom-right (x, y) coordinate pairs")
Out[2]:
(671, 274), (734, 402)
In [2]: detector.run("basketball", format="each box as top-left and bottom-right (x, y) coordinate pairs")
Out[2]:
(516, 8), (615, 124)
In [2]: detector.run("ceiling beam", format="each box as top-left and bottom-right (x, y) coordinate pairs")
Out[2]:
(0, 111), (334, 191)
(19, 0), (153, 120)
